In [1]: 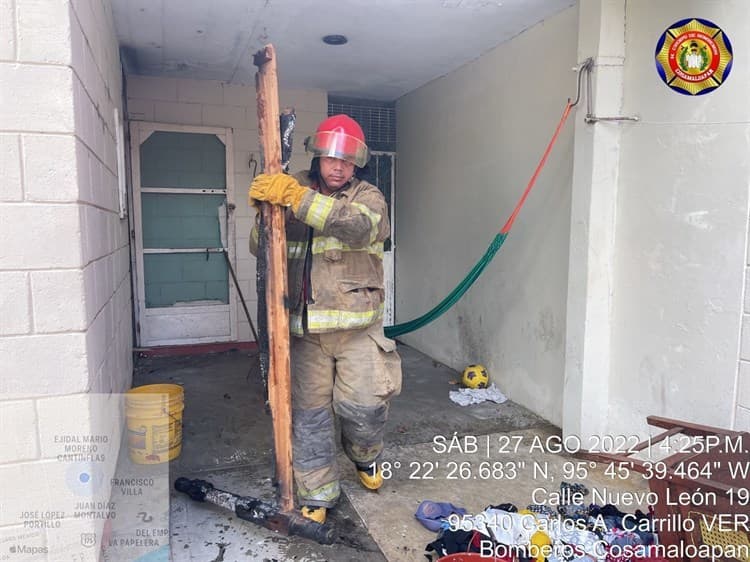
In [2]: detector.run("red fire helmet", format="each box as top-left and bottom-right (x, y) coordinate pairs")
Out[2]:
(305, 114), (369, 168)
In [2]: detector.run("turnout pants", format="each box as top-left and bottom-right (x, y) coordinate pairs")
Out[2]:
(290, 322), (402, 508)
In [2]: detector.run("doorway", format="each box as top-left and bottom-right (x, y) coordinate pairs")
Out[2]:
(359, 151), (396, 327)
(130, 122), (236, 347)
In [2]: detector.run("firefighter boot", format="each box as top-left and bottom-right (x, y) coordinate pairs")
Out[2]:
(300, 505), (327, 524)
(356, 463), (383, 491)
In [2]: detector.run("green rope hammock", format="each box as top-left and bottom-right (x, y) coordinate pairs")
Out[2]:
(384, 101), (574, 339)
(385, 232), (507, 338)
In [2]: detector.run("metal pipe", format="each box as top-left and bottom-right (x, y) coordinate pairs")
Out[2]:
(584, 115), (640, 123)
(575, 57), (639, 124)
(174, 477), (336, 545)
(569, 58), (594, 108)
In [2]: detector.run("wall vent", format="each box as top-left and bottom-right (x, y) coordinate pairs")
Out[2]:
(328, 96), (396, 152)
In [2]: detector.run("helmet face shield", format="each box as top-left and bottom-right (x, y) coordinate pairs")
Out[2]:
(306, 130), (369, 168)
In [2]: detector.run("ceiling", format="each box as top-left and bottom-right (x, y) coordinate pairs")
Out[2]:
(112, 0), (574, 101)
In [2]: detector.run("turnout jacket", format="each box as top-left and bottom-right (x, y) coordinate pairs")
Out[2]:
(250, 170), (390, 336)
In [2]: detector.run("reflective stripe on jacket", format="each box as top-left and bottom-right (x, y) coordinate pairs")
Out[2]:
(250, 170), (390, 335)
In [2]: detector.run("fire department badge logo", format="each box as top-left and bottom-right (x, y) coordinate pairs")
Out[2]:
(655, 18), (733, 95)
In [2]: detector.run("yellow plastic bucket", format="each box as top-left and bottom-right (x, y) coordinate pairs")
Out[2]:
(125, 384), (184, 464)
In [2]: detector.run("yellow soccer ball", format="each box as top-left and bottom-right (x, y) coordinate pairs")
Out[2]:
(461, 364), (489, 389)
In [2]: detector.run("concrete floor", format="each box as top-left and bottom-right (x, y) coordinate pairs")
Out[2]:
(133, 342), (650, 561)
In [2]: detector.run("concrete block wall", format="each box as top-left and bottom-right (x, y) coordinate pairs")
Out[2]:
(126, 76), (327, 342)
(0, 0), (129, 555)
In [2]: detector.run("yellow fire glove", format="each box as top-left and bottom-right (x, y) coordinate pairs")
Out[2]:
(249, 173), (308, 213)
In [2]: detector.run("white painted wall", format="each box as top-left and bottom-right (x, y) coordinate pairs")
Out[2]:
(566, 0), (750, 438)
(608, 1), (750, 433)
(0, 0), (129, 550)
(563, 0), (627, 441)
(125, 76), (328, 342)
(395, 7), (578, 426)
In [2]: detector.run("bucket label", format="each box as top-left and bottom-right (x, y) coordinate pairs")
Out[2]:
(151, 422), (170, 454)
(127, 426), (147, 450)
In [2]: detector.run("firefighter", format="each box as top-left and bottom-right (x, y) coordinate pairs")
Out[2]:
(249, 115), (402, 524)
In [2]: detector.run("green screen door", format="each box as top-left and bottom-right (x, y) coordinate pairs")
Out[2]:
(133, 125), (234, 346)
